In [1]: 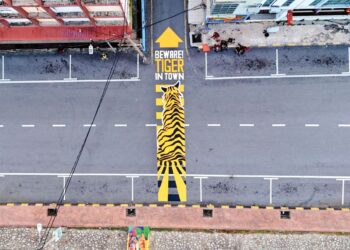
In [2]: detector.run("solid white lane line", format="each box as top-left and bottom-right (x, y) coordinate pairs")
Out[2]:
(208, 124), (221, 127)
(305, 124), (319, 127)
(114, 124), (127, 127)
(21, 124), (35, 128)
(338, 124), (350, 127)
(83, 124), (96, 127)
(0, 125), (4, 128)
(272, 124), (286, 127)
(240, 124), (255, 127)
(145, 124), (157, 127)
(52, 124), (66, 128)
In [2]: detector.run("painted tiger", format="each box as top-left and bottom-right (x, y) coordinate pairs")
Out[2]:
(157, 81), (186, 202)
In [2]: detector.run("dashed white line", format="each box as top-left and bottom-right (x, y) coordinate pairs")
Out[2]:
(145, 124), (157, 127)
(184, 124), (190, 127)
(240, 124), (255, 127)
(114, 124), (127, 127)
(338, 124), (350, 127)
(0, 125), (4, 128)
(83, 124), (96, 127)
(272, 124), (286, 127)
(21, 124), (35, 128)
(305, 124), (319, 127)
(52, 124), (66, 128)
(208, 124), (221, 127)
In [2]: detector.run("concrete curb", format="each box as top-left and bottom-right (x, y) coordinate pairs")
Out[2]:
(1, 203), (350, 211)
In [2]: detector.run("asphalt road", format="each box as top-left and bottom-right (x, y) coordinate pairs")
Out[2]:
(0, 1), (350, 207)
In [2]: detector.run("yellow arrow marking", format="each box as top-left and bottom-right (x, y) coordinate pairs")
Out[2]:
(156, 27), (183, 48)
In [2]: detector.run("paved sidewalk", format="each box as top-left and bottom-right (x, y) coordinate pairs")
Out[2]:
(1, 204), (350, 233)
(191, 22), (350, 48)
(1, 228), (350, 250)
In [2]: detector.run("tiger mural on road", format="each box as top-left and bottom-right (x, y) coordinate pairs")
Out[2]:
(157, 81), (186, 202)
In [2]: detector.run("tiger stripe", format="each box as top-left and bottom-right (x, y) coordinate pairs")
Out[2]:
(157, 81), (186, 202)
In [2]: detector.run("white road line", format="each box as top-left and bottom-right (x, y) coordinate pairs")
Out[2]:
(52, 124), (66, 128)
(21, 124), (35, 128)
(1, 172), (350, 180)
(83, 124), (96, 127)
(338, 124), (350, 127)
(305, 124), (319, 127)
(240, 124), (255, 127)
(184, 124), (190, 127)
(208, 124), (221, 127)
(272, 124), (286, 127)
(114, 124), (127, 127)
(0, 79), (140, 84)
(205, 73), (350, 80)
(145, 124), (157, 127)
(0, 125), (4, 128)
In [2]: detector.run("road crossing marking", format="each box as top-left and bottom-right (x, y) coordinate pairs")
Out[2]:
(52, 124), (66, 128)
(272, 124), (286, 127)
(146, 124), (157, 127)
(157, 81), (186, 202)
(21, 124), (35, 128)
(114, 124), (127, 127)
(240, 124), (255, 127)
(305, 124), (319, 127)
(156, 112), (162, 120)
(208, 124), (221, 127)
(338, 124), (350, 127)
(83, 124), (96, 127)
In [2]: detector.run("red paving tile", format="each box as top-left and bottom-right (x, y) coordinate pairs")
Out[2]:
(1, 206), (350, 232)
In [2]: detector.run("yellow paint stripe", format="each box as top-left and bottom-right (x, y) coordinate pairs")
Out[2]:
(163, 204), (171, 208)
(207, 204), (214, 208)
(120, 204), (128, 207)
(341, 208), (350, 212)
(156, 84), (184, 92)
(21, 203), (29, 206)
(106, 204), (114, 207)
(156, 125), (162, 132)
(281, 207), (289, 210)
(64, 203), (71, 207)
(78, 204), (86, 207)
(156, 98), (163, 106)
(172, 165), (187, 202)
(158, 166), (169, 202)
(296, 207), (304, 211)
(236, 205), (244, 209)
(311, 207), (319, 211)
(221, 205), (229, 209)
(156, 112), (162, 120)
(192, 204), (200, 208)
(266, 206), (274, 210)
(92, 204), (100, 207)
(177, 164), (186, 176)
(135, 204), (143, 207)
(326, 207), (334, 211)
(7, 203), (14, 207)
(251, 205), (259, 209)
(35, 203), (43, 207)
(149, 204), (157, 207)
